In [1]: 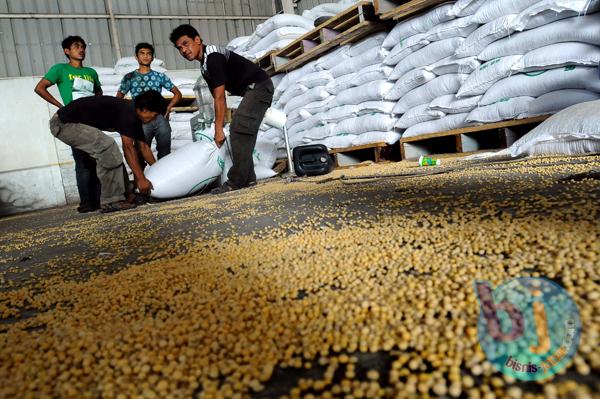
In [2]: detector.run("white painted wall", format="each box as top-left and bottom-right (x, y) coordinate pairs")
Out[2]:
(0, 70), (202, 216)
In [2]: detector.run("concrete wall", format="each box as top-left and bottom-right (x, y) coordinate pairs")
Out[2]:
(0, 70), (202, 217)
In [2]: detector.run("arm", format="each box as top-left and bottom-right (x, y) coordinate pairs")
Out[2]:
(212, 85), (227, 148)
(34, 78), (63, 109)
(166, 86), (183, 119)
(92, 71), (103, 96)
(137, 140), (156, 166)
(121, 135), (153, 194)
(115, 91), (126, 99)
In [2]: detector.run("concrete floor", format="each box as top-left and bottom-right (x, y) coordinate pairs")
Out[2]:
(0, 156), (599, 397)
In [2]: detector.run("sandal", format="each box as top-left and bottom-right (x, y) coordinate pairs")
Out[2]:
(100, 201), (137, 213)
(210, 181), (240, 195)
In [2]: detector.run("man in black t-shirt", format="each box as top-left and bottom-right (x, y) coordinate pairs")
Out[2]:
(49, 91), (164, 212)
(170, 24), (274, 194)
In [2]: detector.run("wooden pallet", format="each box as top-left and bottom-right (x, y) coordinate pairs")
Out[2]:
(272, 2), (388, 73)
(256, 50), (276, 76)
(400, 116), (551, 161)
(375, 0), (450, 21)
(330, 142), (399, 167)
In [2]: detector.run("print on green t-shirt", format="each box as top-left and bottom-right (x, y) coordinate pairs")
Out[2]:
(44, 64), (101, 105)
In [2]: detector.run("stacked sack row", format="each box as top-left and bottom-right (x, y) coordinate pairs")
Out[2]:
(227, 15), (314, 61)
(382, 0), (600, 141)
(228, 0), (362, 61)
(260, 32), (401, 153)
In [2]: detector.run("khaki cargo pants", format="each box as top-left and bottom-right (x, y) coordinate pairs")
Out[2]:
(49, 113), (128, 205)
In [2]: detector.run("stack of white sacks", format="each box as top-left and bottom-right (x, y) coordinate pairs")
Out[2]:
(228, 14), (314, 61)
(259, 0), (600, 154)
(228, 0), (364, 60)
(259, 32), (400, 153)
(382, 0), (600, 141)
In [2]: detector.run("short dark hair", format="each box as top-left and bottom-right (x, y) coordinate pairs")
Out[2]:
(61, 36), (86, 58)
(134, 90), (167, 114)
(135, 42), (155, 56)
(169, 24), (200, 45)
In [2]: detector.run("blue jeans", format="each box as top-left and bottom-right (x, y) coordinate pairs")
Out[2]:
(72, 147), (101, 207)
(142, 114), (171, 159)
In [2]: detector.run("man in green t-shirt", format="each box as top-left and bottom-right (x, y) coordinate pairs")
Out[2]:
(34, 36), (104, 213)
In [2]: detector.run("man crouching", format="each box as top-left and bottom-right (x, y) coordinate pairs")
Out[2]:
(48, 90), (164, 213)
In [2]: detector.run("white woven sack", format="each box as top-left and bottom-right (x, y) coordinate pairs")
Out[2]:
(423, 16), (479, 42)
(455, 14), (517, 58)
(429, 94), (482, 114)
(288, 114), (322, 136)
(357, 101), (396, 115)
(297, 70), (334, 89)
(249, 40), (294, 60)
(395, 104), (444, 129)
(426, 55), (481, 75)
(336, 80), (394, 106)
(390, 37), (465, 80)
(509, 99), (600, 156)
(348, 32), (388, 58)
(384, 33), (429, 66)
(511, 0), (600, 31)
(313, 135), (355, 149)
(314, 45), (351, 71)
(511, 42), (600, 73)
(479, 13), (600, 61)
(527, 89), (600, 116)
(261, 127), (283, 141)
(93, 66), (116, 75)
(320, 105), (359, 123)
(270, 73), (285, 90)
(286, 108), (309, 128)
(353, 64), (394, 86)
(352, 131), (402, 146)
(301, 124), (337, 140)
(480, 66), (600, 106)
(302, 3), (348, 22)
(100, 74), (124, 86)
(248, 27), (308, 53)
(255, 14), (314, 37)
(302, 96), (335, 114)
(451, 0), (487, 17)
(384, 69), (437, 101)
(325, 73), (357, 95)
(330, 47), (387, 77)
(382, 3), (454, 49)
(466, 96), (534, 123)
(471, 0), (540, 24)
(394, 74), (469, 115)
(403, 113), (469, 139)
(284, 87), (330, 113)
(226, 36), (250, 51)
(457, 55), (523, 98)
(276, 83), (309, 108)
(333, 114), (396, 135)
(169, 112), (196, 122)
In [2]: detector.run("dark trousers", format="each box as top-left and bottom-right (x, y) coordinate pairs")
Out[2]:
(72, 147), (101, 207)
(227, 79), (274, 188)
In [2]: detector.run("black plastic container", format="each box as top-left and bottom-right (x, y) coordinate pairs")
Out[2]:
(292, 144), (334, 176)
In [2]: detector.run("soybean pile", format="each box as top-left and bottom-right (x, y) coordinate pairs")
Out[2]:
(0, 155), (598, 399)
